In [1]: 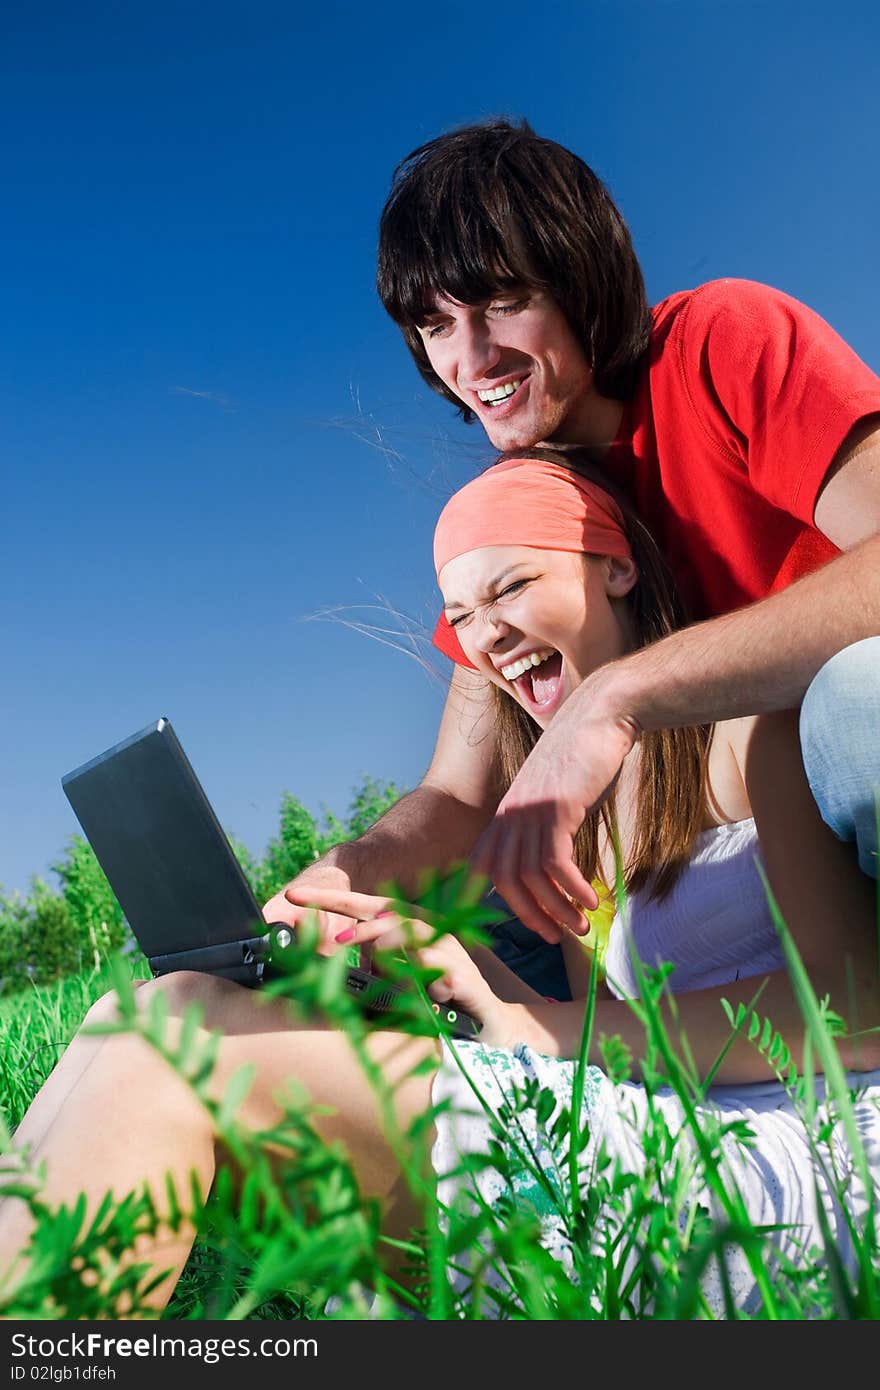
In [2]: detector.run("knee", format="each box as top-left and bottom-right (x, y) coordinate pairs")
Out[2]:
(79, 975), (230, 1104)
(800, 638), (880, 755)
(136, 970), (239, 1028)
(80, 988), (126, 1030)
(799, 639), (880, 867)
(82, 972), (229, 1036)
(800, 638), (880, 787)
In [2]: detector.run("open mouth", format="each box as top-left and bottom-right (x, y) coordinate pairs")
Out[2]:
(509, 650), (565, 717)
(476, 376), (528, 413)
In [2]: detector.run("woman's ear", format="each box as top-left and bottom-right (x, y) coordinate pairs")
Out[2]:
(603, 553), (639, 598)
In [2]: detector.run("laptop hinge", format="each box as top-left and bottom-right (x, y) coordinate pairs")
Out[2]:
(148, 934), (269, 984)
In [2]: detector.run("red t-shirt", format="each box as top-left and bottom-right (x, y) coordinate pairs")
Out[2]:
(433, 278), (880, 666)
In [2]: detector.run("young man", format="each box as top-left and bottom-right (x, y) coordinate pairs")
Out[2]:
(265, 118), (880, 974)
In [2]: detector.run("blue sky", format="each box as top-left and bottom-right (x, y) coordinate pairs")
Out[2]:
(2, 1), (878, 896)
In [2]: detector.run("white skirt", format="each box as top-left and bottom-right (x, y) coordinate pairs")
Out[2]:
(430, 1038), (880, 1318)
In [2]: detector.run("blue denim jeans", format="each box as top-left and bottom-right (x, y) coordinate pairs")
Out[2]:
(486, 893), (573, 1001)
(800, 638), (880, 878)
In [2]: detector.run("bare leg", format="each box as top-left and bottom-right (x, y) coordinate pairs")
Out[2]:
(0, 972), (439, 1313)
(7, 982), (151, 1155)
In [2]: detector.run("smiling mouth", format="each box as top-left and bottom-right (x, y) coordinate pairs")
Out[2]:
(508, 650), (564, 712)
(476, 377), (526, 409)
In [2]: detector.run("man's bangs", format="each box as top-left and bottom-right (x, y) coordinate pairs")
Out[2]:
(392, 226), (542, 329)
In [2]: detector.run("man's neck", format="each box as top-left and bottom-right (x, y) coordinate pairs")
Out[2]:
(546, 390), (624, 456)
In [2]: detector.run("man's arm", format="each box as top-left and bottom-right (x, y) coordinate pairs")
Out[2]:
(613, 415), (880, 725)
(299, 707), (880, 1079)
(485, 707), (880, 1080)
(263, 667), (501, 937)
(472, 421), (880, 940)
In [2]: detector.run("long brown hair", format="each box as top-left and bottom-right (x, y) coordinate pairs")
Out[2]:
(486, 448), (712, 902)
(377, 118), (652, 418)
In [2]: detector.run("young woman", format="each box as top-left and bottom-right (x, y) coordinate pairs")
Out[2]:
(284, 452), (880, 1311)
(1, 453), (878, 1317)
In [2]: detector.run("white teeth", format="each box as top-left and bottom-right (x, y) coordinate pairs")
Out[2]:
(500, 649), (555, 682)
(477, 379), (522, 404)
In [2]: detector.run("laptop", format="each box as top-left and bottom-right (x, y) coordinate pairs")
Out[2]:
(61, 717), (480, 1038)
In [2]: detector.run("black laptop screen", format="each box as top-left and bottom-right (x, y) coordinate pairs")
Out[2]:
(61, 718), (264, 958)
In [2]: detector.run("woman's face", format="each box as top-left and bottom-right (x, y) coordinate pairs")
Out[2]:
(439, 543), (637, 728)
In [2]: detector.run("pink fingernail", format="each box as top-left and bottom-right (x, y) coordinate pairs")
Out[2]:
(375, 911), (394, 921)
(335, 928), (356, 943)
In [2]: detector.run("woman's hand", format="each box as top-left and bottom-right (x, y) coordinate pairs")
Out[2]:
(283, 885), (518, 1048)
(262, 863), (363, 956)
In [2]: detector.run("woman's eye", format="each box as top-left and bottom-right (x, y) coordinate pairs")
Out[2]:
(448, 581), (527, 629)
(424, 321), (450, 340)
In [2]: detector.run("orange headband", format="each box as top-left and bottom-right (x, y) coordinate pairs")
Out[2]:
(433, 457), (632, 578)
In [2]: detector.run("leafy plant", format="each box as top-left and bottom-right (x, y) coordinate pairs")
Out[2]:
(0, 872), (877, 1321)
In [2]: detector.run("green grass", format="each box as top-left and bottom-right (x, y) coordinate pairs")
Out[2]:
(0, 897), (878, 1320)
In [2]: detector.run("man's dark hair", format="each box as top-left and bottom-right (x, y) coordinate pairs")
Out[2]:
(377, 118), (652, 419)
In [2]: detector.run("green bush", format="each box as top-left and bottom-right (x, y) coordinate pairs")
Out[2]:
(0, 887), (40, 992)
(250, 793), (320, 905)
(318, 775), (403, 851)
(0, 838), (129, 995)
(52, 836), (128, 960)
(0, 857), (128, 994)
(249, 776), (403, 905)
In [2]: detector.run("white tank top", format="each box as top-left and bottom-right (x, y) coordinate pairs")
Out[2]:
(603, 818), (785, 1000)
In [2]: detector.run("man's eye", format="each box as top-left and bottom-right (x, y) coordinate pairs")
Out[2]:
(498, 580), (527, 598)
(448, 612), (472, 629)
(489, 297), (530, 317)
(423, 321), (450, 340)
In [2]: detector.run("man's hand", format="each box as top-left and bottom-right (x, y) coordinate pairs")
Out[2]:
(286, 884), (516, 1047)
(262, 862), (360, 956)
(471, 688), (640, 942)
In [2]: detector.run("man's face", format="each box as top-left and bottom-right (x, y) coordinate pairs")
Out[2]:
(416, 288), (596, 451)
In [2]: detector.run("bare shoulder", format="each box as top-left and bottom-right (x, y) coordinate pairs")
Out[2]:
(705, 716), (758, 823)
(720, 714), (760, 773)
(718, 711), (803, 790)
